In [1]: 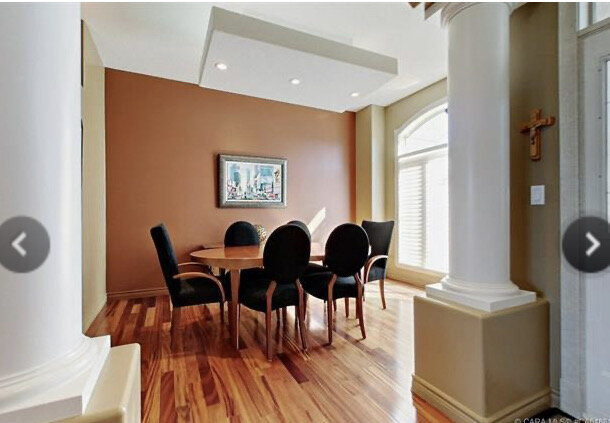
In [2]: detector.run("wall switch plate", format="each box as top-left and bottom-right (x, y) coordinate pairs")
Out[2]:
(530, 185), (545, 205)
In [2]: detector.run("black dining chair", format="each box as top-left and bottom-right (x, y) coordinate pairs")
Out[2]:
(224, 221), (260, 247)
(287, 220), (325, 275)
(223, 221), (267, 281)
(150, 224), (229, 346)
(361, 220), (395, 309)
(286, 220), (310, 238)
(238, 224), (310, 360)
(301, 223), (370, 345)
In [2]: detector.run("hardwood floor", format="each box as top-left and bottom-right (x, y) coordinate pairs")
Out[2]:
(87, 280), (445, 423)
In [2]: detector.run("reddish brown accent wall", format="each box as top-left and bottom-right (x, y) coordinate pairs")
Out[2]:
(105, 69), (355, 295)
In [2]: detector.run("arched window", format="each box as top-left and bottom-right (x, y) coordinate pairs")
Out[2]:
(396, 103), (448, 273)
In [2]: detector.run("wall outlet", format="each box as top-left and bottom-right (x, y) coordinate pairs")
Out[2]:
(530, 185), (545, 205)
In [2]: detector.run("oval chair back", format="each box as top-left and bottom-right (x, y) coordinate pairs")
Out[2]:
(264, 224), (311, 285)
(224, 221), (259, 247)
(150, 224), (180, 299)
(325, 223), (369, 277)
(286, 220), (311, 240)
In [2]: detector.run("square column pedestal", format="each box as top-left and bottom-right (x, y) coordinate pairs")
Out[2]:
(411, 295), (550, 423)
(59, 345), (141, 423)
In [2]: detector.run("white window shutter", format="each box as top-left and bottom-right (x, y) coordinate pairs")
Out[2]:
(396, 105), (448, 274)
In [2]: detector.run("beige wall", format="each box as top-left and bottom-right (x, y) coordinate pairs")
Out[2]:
(82, 22), (107, 330)
(509, 2), (560, 396)
(356, 107), (373, 223)
(383, 79), (447, 284)
(355, 105), (385, 223)
(105, 69), (355, 297)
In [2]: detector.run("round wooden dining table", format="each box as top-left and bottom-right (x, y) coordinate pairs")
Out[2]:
(190, 243), (325, 349)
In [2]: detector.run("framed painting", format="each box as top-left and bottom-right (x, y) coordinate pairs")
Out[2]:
(218, 154), (287, 208)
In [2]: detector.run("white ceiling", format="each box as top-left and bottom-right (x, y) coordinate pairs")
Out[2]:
(82, 2), (448, 112)
(200, 7), (398, 112)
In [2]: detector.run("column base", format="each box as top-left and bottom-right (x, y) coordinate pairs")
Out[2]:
(412, 295), (550, 423)
(59, 344), (141, 423)
(0, 336), (110, 423)
(426, 281), (536, 312)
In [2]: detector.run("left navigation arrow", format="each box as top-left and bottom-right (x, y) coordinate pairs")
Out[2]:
(11, 232), (27, 257)
(0, 216), (50, 273)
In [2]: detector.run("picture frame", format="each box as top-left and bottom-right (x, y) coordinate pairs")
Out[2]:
(218, 154), (287, 208)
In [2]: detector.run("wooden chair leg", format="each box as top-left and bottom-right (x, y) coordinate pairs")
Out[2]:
(296, 280), (308, 351)
(326, 275), (337, 345)
(379, 278), (387, 310)
(265, 282), (277, 361)
(356, 284), (366, 340)
(345, 298), (349, 318)
(326, 296), (333, 345)
(297, 305), (308, 350)
(220, 301), (225, 324)
(282, 307), (288, 328)
(276, 308), (281, 324)
(265, 310), (272, 361)
(333, 299), (337, 312)
(303, 293), (308, 316)
(171, 306), (181, 351)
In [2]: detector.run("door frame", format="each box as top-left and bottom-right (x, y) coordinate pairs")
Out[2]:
(558, 2), (584, 416)
(558, 3), (610, 417)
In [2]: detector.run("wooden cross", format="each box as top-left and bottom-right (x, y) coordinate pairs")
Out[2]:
(520, 109), (556, 161)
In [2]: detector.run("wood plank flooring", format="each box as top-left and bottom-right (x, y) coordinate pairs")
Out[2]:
(87, 280), (445, 423)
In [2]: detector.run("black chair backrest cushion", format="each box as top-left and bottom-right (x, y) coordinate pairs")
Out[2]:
(325, 223), (370, 277)
(361, 220), (395, 258)
(224, 221), (259, 247)
(150, 224), (180, 294)
(264, 224), (311, 285)
(287, 220), (311, 240)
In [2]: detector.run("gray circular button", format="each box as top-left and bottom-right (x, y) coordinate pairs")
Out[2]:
(562, 216), (610, 273)
(0, 216), (50, 273)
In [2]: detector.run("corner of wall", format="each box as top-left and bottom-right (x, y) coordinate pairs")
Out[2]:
(82, 21), (107, 332)
(355, 105), (386, 224)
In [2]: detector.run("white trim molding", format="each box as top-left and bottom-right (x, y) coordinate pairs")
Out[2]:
(558, 2), (583, 417)
(440, 2), (516, 27)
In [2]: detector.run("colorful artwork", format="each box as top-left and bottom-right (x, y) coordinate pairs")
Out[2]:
(218, 155), (287, 208)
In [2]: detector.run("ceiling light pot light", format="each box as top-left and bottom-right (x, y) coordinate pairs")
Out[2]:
(215, 62), (228, 70)
(350, 92), (360, 97)
(290, 78), (301, 85)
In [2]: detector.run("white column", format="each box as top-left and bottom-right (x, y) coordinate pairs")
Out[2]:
(426, 2), (536, 312)
(0, 4), (109, 423)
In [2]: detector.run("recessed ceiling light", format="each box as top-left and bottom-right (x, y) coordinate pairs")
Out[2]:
(350, 92), (360, 98)
(290, 78), (301, 85)
(215, 62), (228, 71)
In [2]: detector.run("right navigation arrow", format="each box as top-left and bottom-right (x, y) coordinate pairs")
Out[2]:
(585, 231), (600, 257)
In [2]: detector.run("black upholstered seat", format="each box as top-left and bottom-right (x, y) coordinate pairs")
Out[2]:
(177, 277), (231, 307)
(301, 223), (370, 344)
(239, 282), (300, 312)
(366, 265), (386, 283)
(301, 273), (358, 300)
(238, 224), (311, 359)
(361, 220), (394, 309)
(150, 224), (228, 341)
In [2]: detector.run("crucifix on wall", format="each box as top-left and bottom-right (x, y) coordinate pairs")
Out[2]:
(519, 109), (556, 161)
